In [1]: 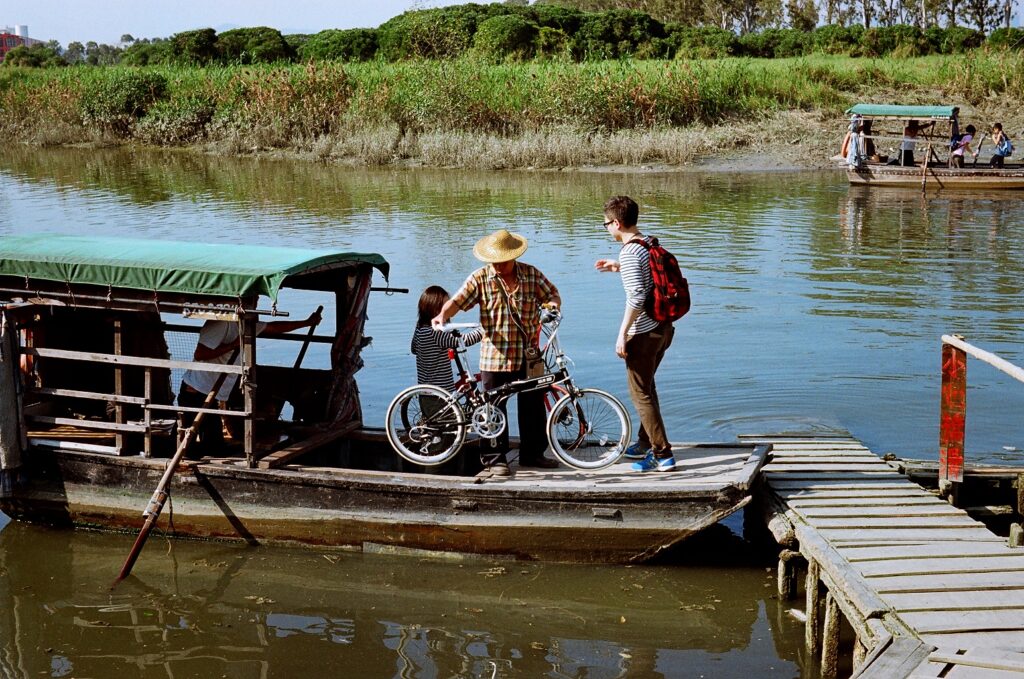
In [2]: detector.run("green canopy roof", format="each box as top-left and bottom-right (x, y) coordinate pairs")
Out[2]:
(0, 234), (389, 301)
(846, 104), (958, 120)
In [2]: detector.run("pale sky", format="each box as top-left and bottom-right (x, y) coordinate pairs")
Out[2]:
(1, 0), (466, 47)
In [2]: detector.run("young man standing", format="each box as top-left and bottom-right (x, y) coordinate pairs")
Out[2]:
(595, 196), (676, 472)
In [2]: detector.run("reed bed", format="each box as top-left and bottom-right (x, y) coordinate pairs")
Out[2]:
(2, 53), (1022, 167)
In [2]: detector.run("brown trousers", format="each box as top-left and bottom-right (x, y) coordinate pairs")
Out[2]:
(624, 323), (674, 456)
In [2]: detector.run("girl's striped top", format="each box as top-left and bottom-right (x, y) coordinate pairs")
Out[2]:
(411, 325), (483, 391)
(619, 237), (660, 336)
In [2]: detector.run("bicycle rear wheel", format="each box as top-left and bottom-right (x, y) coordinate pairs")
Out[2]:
(386, 385), (466, 466)
(546, 388), (631, 470)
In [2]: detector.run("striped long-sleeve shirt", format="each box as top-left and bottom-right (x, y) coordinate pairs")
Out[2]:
(411, 325), (483, 391)
(619, 237), (660, 336)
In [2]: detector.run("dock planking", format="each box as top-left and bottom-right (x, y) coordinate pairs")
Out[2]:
(751, 434), (1024, 678)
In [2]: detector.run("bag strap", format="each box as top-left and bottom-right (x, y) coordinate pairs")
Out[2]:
(495, 272), (536, 350)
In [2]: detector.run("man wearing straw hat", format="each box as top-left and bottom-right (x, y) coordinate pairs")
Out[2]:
(432, 229), (561, 476)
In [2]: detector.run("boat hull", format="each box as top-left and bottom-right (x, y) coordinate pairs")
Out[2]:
(0, 443), (767, 564)
(847, 165), (1024, 189)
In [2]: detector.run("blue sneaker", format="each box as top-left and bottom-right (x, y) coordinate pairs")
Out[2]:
(631, 452), (676, 473)
(623, 442), (651, 460)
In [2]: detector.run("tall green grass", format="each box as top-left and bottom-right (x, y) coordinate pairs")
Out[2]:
(2, 53), (1021, 165)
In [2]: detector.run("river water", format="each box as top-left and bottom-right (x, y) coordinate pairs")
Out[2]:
(1, 148), (1022, 677)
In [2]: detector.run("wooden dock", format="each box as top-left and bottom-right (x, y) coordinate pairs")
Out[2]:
(751, 434), (1024, 679)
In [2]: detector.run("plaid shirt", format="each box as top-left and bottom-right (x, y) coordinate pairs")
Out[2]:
(451, 262), (559, 372)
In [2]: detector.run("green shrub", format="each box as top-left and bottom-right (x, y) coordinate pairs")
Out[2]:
(474, 15), (539, 60)
(299, 29), (379, 61)
(79, 70), (168, 136)
(811, 24), (864, 55)
(668, 26), (738, 59)
(134, 94), (215, 144)
(377, 6), (483, 60)
(530, 5), (586, 35)
(217, 27), (295, 64)
(860, 25), (927, 57)
(572, 10), (666, 60)
(738, 28), (809, 57)
(986, 27), (1024, 50)
(925, 26), (983, 54)
(536, 26), (572, 58)
(121, 40), (173, 66)
(1, 44), (65, 68)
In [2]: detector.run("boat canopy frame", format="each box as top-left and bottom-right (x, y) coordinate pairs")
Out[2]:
(0, 235), (389, 469)
(845, 104), (959, 121)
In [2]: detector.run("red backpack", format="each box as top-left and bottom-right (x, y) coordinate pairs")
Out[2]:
(635, 237), (691, 323)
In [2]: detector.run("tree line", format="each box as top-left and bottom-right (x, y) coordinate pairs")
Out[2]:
(3, 1), (1022, 68)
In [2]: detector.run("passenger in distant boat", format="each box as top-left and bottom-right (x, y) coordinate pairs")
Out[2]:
(893, 120), (934, 166)
(411, 286), (482, 393)
(989, 123), (1012, 168)
(595, 196), (677, 474)
(178, 312), (321, 457)
(949, 124), (976, 168)
(432, 230), (561, 476)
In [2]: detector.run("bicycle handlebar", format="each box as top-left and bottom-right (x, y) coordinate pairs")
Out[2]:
(438, 322), (481, 332)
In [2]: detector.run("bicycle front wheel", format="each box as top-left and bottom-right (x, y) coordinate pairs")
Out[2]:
(386, 384), (467, 466)
(546, 388), (631, 470)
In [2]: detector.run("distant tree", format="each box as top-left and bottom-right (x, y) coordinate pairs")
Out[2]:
(217, 26), (295, 64)
(170, 28), (219, 65)
(45, 40), (62, 55)
(298, 29), (378, 61)
(121, 38), (172, 65)
(2, 44), (65, 67)
(85, 41), (122, 66)
(64, 41), (85, 63)
(120, 34), (136, 45)
(962, 0), (1000, 31)
(787, 0), (820, 30)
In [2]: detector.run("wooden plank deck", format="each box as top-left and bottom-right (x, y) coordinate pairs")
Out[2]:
(750, 434), (1024, 678)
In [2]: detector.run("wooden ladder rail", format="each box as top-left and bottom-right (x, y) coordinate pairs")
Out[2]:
(939, 334), (1024, 505)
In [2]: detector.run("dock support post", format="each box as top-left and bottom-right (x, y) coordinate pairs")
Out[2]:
(821, 591), (841, 679)
(113, 318), (125, 455)
(940, 339), (967, 505)
(778, 549), (801, 600)
(805, 559), (821, 660)
(853, 637), (867, 671)
(241, 312), (257, 469)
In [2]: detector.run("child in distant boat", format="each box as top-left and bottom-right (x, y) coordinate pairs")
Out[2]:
(949, 124), (976, 168)
(989, 123), (1013, 168)
(411, 285), (482, 393)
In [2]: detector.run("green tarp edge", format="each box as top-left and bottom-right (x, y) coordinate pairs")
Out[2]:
(846, 104), (958, 120)
(0, 235), (389, 301)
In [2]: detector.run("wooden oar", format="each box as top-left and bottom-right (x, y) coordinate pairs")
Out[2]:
(113, 351), (238, 586)
(973, 133), (986, 167)
(293, 305), (324, 370)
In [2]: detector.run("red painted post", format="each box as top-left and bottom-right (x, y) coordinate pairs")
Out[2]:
(939, 341), (967, 490)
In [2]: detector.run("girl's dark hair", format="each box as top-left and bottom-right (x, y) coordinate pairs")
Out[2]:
(966, 124), (977, 135)
(417, 285), (449, 327)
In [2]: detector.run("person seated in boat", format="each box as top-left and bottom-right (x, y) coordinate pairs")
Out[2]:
(890, 119), (935, 166)
(412, 285), (483, 395)
(949, 124), (976, 168)
(178, 312), (321, 457)
(989, 123), (1012, 168)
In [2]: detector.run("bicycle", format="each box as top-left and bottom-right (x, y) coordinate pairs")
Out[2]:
(386, 308), (631, 470)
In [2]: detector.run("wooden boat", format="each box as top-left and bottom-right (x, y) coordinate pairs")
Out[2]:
(0, 235), (768, 564)
(841, 104), (1024, 190)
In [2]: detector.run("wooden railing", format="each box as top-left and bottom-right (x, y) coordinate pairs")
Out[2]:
(939, 335), (1024, 499)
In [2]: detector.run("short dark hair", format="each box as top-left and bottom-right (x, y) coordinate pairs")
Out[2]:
(417, 285), (449, 327)
(966, 124), (976, 135)
(603, 195), (638, 227)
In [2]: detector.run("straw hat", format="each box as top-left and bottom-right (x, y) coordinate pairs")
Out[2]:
(472, 229), (528, 263)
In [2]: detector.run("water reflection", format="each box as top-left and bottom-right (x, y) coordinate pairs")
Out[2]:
(0, 146), (1021, 461)
(0, 523), (802, 678)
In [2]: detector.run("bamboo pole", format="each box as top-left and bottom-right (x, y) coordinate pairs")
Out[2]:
(113, 351), (237, 586)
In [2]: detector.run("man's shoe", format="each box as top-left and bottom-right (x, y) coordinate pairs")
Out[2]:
(623, 442), (651, 460)
(631, 452), (676, 473)
(488, 461), (511, 476)
(521, 456), (560, 469)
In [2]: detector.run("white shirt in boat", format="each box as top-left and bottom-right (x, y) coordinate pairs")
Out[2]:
(182, 320), (266, 402)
